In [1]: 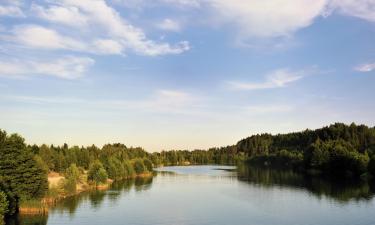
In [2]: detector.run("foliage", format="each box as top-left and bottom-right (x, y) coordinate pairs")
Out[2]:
(143, 158), (153, 172)
(63, 164), (81, 193)
(368, 156), (375, 176)
(304, 139), (369, 176)
(133, 159), (146, 175)
(88, 161), (108, 185)
(0, 191), (8, 219)
(0, 130), (48, 201)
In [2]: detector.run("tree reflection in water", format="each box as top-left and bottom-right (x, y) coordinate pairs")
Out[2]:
(237, 164), (375, 204)
(5, 176), (154, 225)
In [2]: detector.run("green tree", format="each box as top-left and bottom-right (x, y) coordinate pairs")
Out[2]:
(368, 156), (375, 176)
(123, 161), (135, 178)
(143, 158), (153, 172)
(0, 131), (48, 201)
(0, 191), (8, 221)
(64, 164), (80, 193)
(133, 159), (146, 175)
(88, 161), (108, 185)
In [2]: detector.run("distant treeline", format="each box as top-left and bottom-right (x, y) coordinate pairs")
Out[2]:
(1, 122), (375, 221)
(237, 123), (375, 177)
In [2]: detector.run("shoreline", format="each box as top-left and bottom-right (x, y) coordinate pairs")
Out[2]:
(18, 172), (153, 215)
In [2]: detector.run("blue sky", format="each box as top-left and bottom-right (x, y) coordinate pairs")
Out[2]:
(0, 0), (374, 151)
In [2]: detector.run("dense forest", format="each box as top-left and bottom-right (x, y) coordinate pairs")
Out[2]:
(238, 123), (375, 177)
(1, 122), (375, 222)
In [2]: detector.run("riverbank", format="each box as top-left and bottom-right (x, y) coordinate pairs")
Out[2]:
(19, 171), (153, 215)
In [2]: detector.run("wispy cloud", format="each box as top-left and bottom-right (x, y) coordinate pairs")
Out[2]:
(157, 19), (182, 32)
(0, 0), (25, 17)
(11, 25), (85, 50)
(245, 105), (294, 114)
(116, 0), (375, 45)
(16, 0), (190, 56)
(228, 69), (306, 90)
(354, 62), (375, 72)
(327, 0), (375, 22)
(0, 56), (94, 79)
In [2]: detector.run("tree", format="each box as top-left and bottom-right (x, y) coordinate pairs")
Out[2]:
(143, 158), (153, 172)
(105, 158), (125, 180)
(64, 164), (80, 193)
(88, 161), (108, 185)
(368, 156), (375, 176)
(0, 131), (48, 201)
(0, 191), (8, 221)
(133, 159), (146, 175)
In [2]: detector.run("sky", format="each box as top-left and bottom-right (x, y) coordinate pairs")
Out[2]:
(0, 0), (374, 151)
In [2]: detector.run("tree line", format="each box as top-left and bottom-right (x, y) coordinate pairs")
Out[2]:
(238, 123), (375, 177)
(0, 130), (237, 221)
(1, 122), (375, 221)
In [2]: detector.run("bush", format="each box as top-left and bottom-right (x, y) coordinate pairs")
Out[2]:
(143, 158), (153, 172)
(304, 139), (369, 176)
(88, 161), (108, 185)
(65, 164), (80, 183)
(63, 164), (81, 193)
(133, 159), (146, 175)
(123, 161), (135, 178)
(105, 158), (125, 180)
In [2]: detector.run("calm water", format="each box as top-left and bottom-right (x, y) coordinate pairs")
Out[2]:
(9, 165), (375, 225)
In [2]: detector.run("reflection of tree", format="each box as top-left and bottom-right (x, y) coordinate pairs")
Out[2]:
(88, 190), (106, 209)
(33, 176), (155, 222)
(237, 164), (375, 204)
(5, 214), (48, 225)
(134, 177), (153, 192)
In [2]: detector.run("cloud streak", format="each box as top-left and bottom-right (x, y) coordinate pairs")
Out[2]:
(355, 62), (375, 72)
(0, 56), (94, 79)
(228, 69), (305, 90)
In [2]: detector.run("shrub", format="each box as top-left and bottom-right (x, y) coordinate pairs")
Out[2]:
(143, 158), (153, 172)
(88, 161), (108, 185)
(123, 161), (135, 178)
(133, 159), (146, 175)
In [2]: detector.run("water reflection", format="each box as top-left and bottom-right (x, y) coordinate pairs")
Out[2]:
(237, 164), (375, 203)
(6, 176), (154, 225)
(5, 214), (48, 225)
(6, 165), (375, 225)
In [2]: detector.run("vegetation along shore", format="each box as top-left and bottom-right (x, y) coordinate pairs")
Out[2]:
(1, 122), (375, 223)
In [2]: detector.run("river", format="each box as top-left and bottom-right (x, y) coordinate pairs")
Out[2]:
(9, 165), (375, 225)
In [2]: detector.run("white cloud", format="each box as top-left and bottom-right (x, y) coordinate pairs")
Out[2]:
(0, 56), (94, 79)
(0, 5), (24, 17)
(12, 25), (85, 50)
(157, 19), (181, 32)
(31, 3), (88, 27)
(208, 0), (328, 38)
(329, 0), (375, 22)
(114, 0), (201, 9)
(132, 89), (197, 113)
(29, 0), (189, 56)
(228, 69), (305, 90)
(92, 39), (124, 55)
(116, 0), (375, 41)
(354, 62), (375, 72)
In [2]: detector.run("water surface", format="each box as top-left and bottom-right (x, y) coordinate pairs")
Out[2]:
(10, 165), (375, 225)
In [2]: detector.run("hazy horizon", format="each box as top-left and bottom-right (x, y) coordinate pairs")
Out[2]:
(1, 0), (374, 151)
